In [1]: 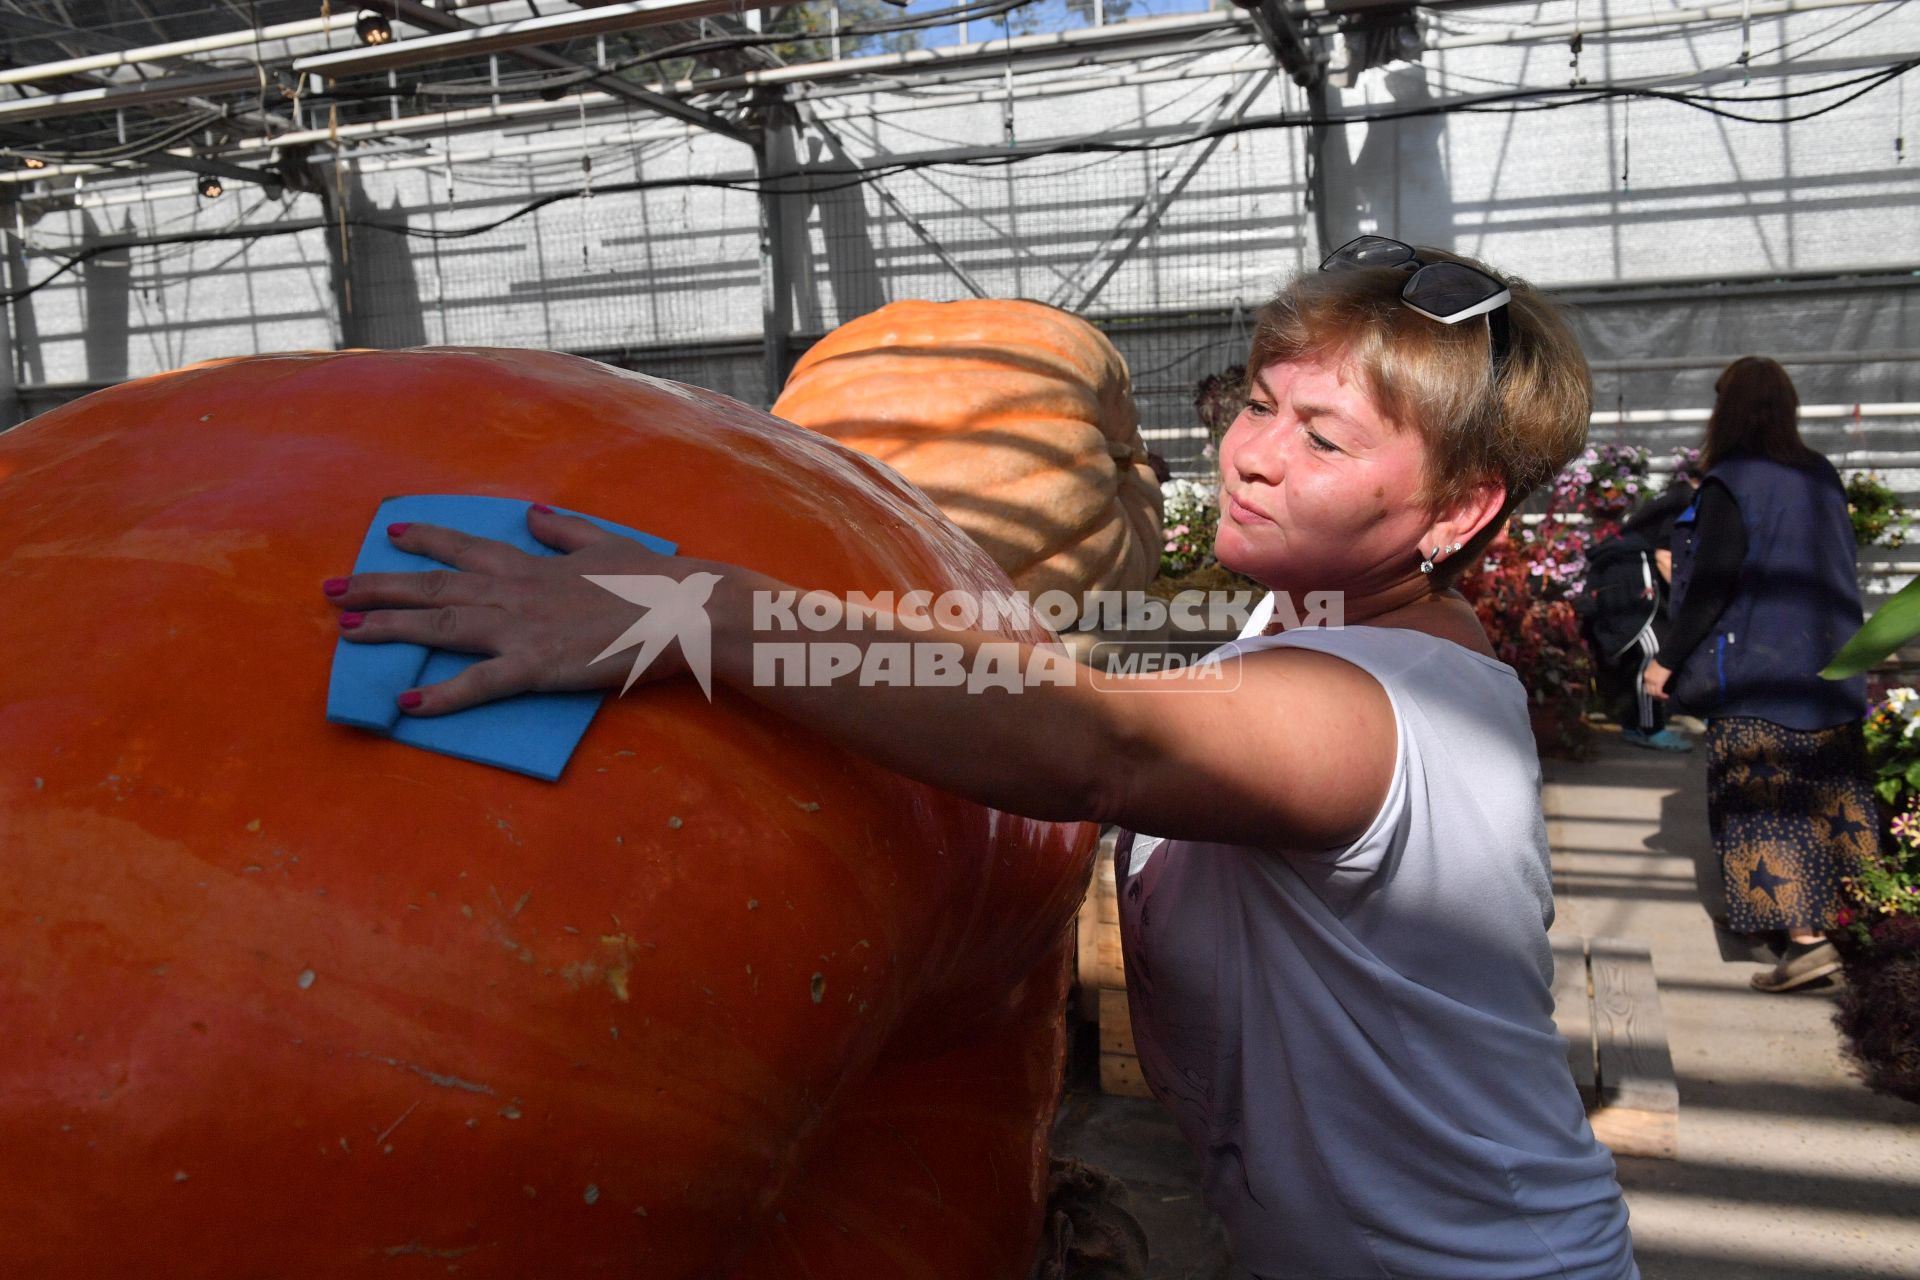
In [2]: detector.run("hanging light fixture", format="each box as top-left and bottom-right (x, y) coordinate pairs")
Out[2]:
(355, 8), (394, 46)
(197, 174), (224, 199)
(21, 156), (45, 169)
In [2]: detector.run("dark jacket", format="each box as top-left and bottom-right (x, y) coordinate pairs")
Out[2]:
(1667, 452), (1867, 729)
(1579, 483), (1693, 661)
(1580, 532), (1664, 660)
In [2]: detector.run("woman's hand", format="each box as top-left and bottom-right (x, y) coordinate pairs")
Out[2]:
(319, 508), (1399, 849)
(323, 506), (733, 716)
(1643, 658), (1672, 701)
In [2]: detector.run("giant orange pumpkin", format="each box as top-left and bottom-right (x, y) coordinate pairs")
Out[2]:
(773, 300), (1163, 599)
(0, 349), (1098, 1277)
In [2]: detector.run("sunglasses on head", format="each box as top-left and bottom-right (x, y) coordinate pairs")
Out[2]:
(1320, 235), (1512, 369)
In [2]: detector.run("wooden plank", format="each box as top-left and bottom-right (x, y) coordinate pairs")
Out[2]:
(1095, 849), (1119, 926)
(1589, 1103), (1679, 1162)
(1093, 926), (1127, 990)
(1074, 832), (1119, 990)
(1549, 937), (1597, 1109)
(1588, 936), (1680, 1160)
(1099, 1052), (1154, 1099)
(1075, 877), (1100, 992)
(1097, 986), (1135, 1058)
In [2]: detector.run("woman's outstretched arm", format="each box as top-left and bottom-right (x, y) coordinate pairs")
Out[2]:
(330, 510), (1396, 851)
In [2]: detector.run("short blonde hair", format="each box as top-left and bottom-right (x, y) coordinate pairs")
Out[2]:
(1247, 248), (1591, 578)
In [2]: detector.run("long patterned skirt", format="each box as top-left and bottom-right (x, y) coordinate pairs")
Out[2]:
(1707, 717), (1881, 935)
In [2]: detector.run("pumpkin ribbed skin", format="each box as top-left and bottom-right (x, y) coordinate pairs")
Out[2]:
(0, 349), (1095, 1278)
(773, 300), (1163, 599)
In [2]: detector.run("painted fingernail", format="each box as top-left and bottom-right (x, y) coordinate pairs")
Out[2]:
(322, 577), (349, 597)
(531, 502), (553, 514)
(338, 612), (365, 630)
(397, 690), (423, 710)
(388, 522), (411, 538)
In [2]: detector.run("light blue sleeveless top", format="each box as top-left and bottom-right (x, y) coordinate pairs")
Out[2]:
(1116, 623), (1637, 1280)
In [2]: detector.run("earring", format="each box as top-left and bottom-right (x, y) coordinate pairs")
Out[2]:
(1420, 544), (1442, 575)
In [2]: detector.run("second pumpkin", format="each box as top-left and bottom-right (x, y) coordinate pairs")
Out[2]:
(773, 299), (1164, 600)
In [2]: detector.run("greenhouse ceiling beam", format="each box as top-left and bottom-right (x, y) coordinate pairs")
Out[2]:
(791, 50), (1271, 112)
(672, 10), (1255, 93)
(0, 0), (791, 129)
(0, 69), (261, 126)
(9, 35), (1908, 189)
(0, 90), (742, 181)
(339, 53), (1273, 165)
(381, 0), (751, 144)
(1418, 0), (1899, 52)
(293, 0), (795, 79)
(0, 14), (1259, 171)
(0, 60), (291, 148)
(13, 102), (1285, 212)
(10, 50), (1274, 200)
(0, 12), (350, 87)
(865, 43), (1919, 104)
(1, 36), (1264, 186)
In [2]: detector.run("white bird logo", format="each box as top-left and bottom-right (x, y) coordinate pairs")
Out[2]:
(582, 572), (724, 700)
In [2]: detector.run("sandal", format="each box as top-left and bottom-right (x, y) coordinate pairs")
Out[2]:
(1750, 939), (1841, 993)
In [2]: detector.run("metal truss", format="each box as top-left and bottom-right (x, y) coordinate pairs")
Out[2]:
(8, 0), (1893, 188)
(377, 0), (753, 143)
(1046, 67), (1278, 313)
(3, 0), (1916, 410)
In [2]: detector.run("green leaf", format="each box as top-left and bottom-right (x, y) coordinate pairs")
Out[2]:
(1905, 760), (1920, 792)
(1823, 574), (1920, 679)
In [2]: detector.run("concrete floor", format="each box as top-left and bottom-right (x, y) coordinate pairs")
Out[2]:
(1051, 725), (1920, 1279)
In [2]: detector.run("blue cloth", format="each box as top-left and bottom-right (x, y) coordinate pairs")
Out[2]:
(326, 495), (675, 781)
(1669, 453), (1866, 731)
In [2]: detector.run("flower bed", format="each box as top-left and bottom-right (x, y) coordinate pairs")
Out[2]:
(1456, 526), (1596, 758)
(1835, 691), (1920, 1103)
(1160, 477), (1221, 579)
(1833, 916), (1920, 1105)
(1550, 442), (1655, 536)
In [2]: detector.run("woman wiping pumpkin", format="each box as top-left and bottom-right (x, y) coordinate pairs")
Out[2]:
(327, 239), (1639, 1280)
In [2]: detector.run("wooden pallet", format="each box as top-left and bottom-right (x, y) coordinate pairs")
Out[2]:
(1551, 935), (1680, 1160)
(1074, 840), (1151, 1097)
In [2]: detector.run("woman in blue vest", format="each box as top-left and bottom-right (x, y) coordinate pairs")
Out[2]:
(1642, 356), (1877, 992)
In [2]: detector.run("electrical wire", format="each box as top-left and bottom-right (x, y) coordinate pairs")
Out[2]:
(848, 50), (1228, 149)
(5, 53), (1915, 304)
(1, 110), (226, 165)
(1746, 0), (1911, 64)
(409, 0), (1045, 100)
